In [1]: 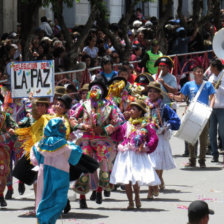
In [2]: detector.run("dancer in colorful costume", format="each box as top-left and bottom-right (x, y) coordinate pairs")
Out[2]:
(30, 118), (82, 224)
(110, 99), (160, 209)
(69, 78), (124, 208)
(146, 82), (180, 199)
(0, 100), (17, 207)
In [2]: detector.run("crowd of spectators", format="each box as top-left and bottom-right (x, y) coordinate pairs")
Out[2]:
(0, 9), (220, 85)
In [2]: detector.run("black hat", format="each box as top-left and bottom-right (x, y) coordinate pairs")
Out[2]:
(58, 94), (72, 109)
(188, 200), (214, 222)
(135, 73), (154, 85)
(107, 77), (127, 87)
(89, 78), (108, 99)
(154, 56), (174, 69)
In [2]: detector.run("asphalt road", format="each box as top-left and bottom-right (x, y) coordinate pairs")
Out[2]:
(1, 104), (223, 224)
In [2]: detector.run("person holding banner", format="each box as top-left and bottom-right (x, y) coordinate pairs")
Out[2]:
(168, 66), (215, 168)
(209, 59), (224, 163)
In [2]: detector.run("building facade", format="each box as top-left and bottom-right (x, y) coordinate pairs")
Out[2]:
(1, 0), (224, 35)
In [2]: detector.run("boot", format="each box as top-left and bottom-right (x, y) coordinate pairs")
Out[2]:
(104, 190), (110, 197)
(0, 196), (7, 207)
(18, 182), (25, 195)
(5, 189), (13, 199)
(63, 199), (71, 214)
(198, 159), (206, 168)
(185, 159), (196, 168)
(90, 191), (96, 201)
(96, 192), (102, 204)
(79, 198), (88, 209)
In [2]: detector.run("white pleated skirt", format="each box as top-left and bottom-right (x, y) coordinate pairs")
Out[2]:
(149, 133), (176, 170)
(110, 150), (161, 186)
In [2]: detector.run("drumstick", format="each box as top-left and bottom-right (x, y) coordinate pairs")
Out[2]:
(156, 70), (163, 80)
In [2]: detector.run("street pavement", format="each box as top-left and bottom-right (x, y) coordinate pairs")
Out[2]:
(1, 104), (224, 224)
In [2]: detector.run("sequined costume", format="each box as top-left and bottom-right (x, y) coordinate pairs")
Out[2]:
(70, 98), (124, 194)
(0, 111), (17, 203)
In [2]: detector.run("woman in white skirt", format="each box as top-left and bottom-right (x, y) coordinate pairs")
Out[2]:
(110, 100), (160, 209)
(146, 82), (180, 198)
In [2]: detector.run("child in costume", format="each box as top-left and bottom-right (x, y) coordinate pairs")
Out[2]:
(146, 82), (180, 199)
(110, 99), (160, 209)
(30, 118), (83, 224)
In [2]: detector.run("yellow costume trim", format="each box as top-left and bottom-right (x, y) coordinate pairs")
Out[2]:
(15, 114), (71, 157)
(38, 144), (67, 152)
(107, 80), (125, 98)
(15, 114), (53, 157)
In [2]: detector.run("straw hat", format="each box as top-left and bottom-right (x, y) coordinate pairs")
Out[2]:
(79, 83), (89, 92)
(35, 97), (50, 105)
(55, 86), (66, 96)
(148, 81), (162, 93)
(130, 99), (147, 113)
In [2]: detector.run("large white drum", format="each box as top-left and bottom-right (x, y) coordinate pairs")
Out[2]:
(174, 101), (212, 145)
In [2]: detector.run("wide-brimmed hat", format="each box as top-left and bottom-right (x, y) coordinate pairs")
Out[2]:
(135, 73), (154, 85)
(154, 56), (174, 69)
(89, 78), (108, 98)
(130, 99), (147, 113)
(107, 77), (127, 87)
(79, 83), (89, 92)
(55, 86), (66, 96)
(58, 94), (72, 109)
(35, 97), (50, 105)
(148, 81), (162, 93)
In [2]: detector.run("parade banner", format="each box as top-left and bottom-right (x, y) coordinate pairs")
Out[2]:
(10, 60), (54, 98)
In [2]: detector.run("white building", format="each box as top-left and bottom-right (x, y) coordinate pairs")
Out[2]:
(1, 0), (224, 34)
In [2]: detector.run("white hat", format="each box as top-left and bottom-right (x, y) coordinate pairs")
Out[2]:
(137, 27), (146, 33)
(145, 20), (153, 27)
(133, 20), (142, 28)
(41, 36), (52, 42)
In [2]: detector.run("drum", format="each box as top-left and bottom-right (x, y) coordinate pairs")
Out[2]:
(174, 101), (212, 145)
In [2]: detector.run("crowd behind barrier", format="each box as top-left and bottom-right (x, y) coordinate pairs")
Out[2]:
(53, 50), (215, 90)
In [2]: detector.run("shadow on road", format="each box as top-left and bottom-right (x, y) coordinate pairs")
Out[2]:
(181, 167), (223, 171)
(141, 197), (191, 203)
(8, 198), (34, 201)
(61, 212), (108, 219)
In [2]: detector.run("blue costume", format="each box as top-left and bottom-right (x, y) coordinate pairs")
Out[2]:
(30, 118), (82, 224)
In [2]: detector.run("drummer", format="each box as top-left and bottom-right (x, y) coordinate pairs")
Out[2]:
(168, 65), (215, 168)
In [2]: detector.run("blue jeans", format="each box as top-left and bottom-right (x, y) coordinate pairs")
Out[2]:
(209, 108), (224, 159)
